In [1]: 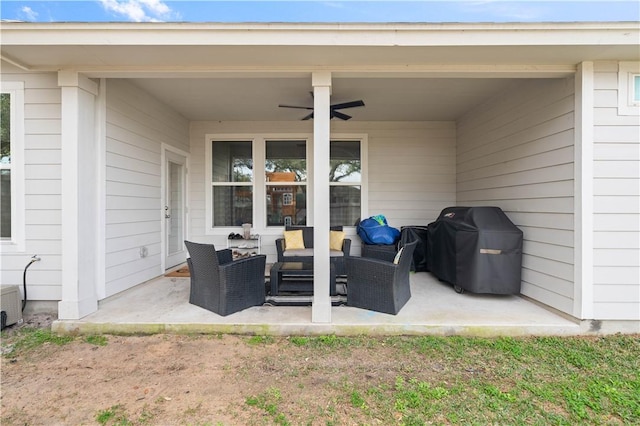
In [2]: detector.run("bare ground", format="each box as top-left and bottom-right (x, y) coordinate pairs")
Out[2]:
(1, 314), (440, 425)
(3, 314), (638, 425)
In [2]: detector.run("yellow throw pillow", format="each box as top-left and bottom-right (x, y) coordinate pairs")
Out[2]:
(329, 230), (345, 251)
(284, 230), (305, 250)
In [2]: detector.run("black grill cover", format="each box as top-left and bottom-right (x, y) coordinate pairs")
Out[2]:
(400, 226), (429, 272)
(427, 207), (523, 294)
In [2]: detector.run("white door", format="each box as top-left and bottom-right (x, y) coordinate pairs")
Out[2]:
(164, 150), (187, 269)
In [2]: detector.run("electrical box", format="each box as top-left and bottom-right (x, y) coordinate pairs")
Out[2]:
(1, 285), (23, 327)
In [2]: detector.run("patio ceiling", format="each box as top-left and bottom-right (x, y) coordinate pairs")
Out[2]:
(128, 76), (525, 121)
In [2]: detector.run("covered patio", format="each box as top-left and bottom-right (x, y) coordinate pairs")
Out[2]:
(51, 270), (592, 337)
(2, 22), (638, 331)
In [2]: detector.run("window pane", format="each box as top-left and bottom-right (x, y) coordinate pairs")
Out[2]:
(330, 185), (360, 227)
(266, 140), (306, 182)
(212, 141), (252, 182)
(0, 93), (10, 239)
(213, 186), (252, 227)
(1, 170), (11, 238)
(168, 161), (183, 254)
(330, 141), (360, 182)
(267, 185), (306, 226)
(634, 75), (640, 102)
(0, 93), (10, 164)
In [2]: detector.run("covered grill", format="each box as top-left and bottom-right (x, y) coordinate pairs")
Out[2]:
(427, 206), (523, 294)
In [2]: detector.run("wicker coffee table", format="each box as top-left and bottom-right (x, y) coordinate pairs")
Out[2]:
(270, 262), (336, 296)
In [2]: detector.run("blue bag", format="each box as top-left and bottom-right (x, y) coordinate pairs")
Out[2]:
(357, 215), (400, 245)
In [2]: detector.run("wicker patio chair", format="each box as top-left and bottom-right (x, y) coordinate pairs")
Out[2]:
(275, 226), (351, 276)
(361, 243), (398, 263)
(346, 241), (417, 315)
(184, 240), (266, 316)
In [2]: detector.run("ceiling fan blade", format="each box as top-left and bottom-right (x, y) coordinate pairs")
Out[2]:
(331, 100), (365, 110)
(332, 110), (352, 120)
(281, 95), (364, 120)
(279, 104), (314, 110)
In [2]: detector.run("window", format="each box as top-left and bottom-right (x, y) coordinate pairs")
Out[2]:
(618, 62), (640, 115)
(330, 140), (362, 227)
(266, 140), (307, 226)
(206, 134), (366, 232)
(1, 93), (11, 238)
(0, 81), (25, 251)
(210, 140), (253, 227)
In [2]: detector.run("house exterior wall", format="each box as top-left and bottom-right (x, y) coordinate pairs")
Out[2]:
(104, 79), (189, 297)
(336, 121), (457, 228)
(1, 65), (62, 301)
(592, 61), (640, 320)
(188, 120), (456, 262)
(456, 78), (577, 316)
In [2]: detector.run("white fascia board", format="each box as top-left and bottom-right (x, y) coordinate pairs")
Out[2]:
(2, 22), (639, 47)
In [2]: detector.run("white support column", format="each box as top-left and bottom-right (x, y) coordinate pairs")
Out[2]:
(312, 72), (332, 323)
(58, 71), (100, 320)
(574, 62), (595, 319)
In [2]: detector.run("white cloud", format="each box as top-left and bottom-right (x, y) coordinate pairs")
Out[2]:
(20, 6), (39, 21)
(99, 0), (174, 22)
(139, 0), (171, 16)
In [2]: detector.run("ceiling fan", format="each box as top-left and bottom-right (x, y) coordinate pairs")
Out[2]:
(278, 93), (365, 121)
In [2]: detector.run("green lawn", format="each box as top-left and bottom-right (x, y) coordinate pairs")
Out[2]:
(247, 334), (640, 425)
(2, 329), (638, 425)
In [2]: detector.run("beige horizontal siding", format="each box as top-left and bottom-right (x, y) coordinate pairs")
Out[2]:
(0, 64), (62, 301)
(104, 79), (189, 298)
(590, 62), (640, 320)
(456, 77), (576, 316)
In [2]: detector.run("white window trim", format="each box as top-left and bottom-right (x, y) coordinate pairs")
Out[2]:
(0, 81), (25, 252)
(205, 133), (367, 236)
(618, 62), (640, 116)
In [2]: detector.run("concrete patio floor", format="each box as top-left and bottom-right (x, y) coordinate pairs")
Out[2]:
(50, 271), (608, 337)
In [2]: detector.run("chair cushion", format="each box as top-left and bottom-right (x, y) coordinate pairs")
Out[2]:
(283, 248), (344, 257)
(329, 230), (345, 251)
(283, 248), (314, 257)
(393, 246), (404, 264)
(284, 230), (305, 250)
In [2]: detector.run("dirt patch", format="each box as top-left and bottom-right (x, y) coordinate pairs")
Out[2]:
(3, 312), (56, 333)
(1, 316), (443, 425)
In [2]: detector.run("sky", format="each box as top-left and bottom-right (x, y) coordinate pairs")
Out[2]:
(0, 0), (638, 23)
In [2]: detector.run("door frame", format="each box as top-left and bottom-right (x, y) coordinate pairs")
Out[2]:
(160, 143), (190, 271)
